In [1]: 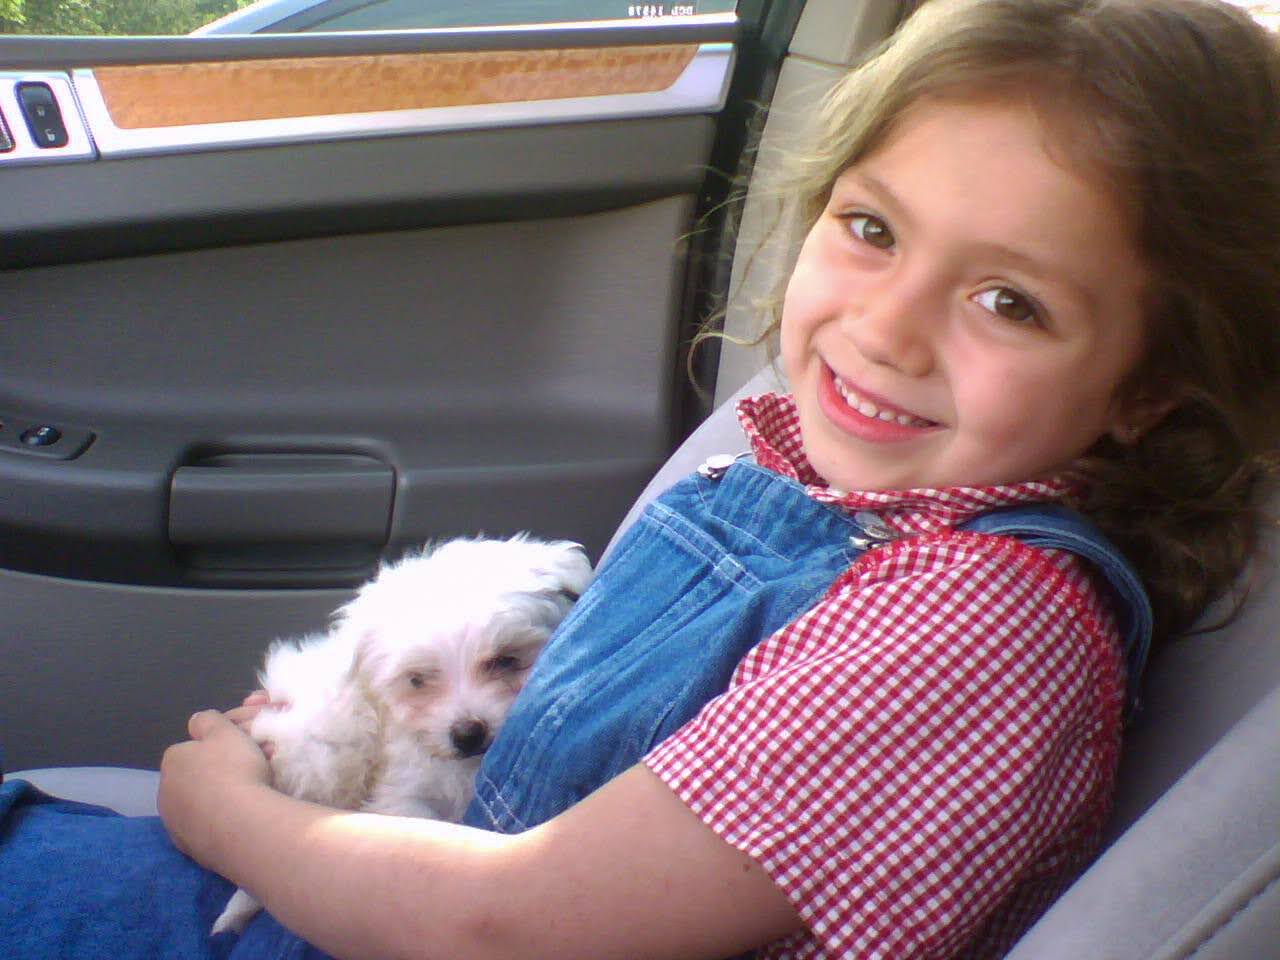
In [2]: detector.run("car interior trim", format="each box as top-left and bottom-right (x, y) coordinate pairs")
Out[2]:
(90, 44), (700, 129)
(0, 13), (738, 68)
(0, 73), (95, 165)
(69, 42), (732, 158)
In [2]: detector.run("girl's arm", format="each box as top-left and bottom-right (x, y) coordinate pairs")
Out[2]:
(159, 710), (803, 960)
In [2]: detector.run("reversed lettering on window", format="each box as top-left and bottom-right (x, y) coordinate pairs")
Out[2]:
(628, 4), (699, 16)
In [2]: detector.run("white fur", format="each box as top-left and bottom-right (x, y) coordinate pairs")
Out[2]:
(211, 535), (592, 937)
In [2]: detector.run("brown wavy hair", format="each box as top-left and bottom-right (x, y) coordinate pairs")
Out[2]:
(740, 0), (1280, 644)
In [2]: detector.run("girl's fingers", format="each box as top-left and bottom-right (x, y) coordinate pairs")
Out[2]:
(187, 709), (231, 739)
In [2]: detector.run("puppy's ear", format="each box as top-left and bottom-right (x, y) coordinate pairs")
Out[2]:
(527, 540), (593, 601)
(348, 627), (384, 682)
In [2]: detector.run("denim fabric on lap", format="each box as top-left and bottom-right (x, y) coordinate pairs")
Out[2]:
(0, 778), (341, 959)
(0, 778), (234, 960)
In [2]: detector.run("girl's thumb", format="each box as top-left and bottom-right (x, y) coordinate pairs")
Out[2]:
(187, 709), (226, 739)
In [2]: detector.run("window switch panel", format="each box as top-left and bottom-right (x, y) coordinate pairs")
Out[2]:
(0, 73), (95, 165)
(0, 413), (95, 460)
(17, 82), (69, 148)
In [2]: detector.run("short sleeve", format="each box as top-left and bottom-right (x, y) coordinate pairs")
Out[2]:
(643, 533), (1125, 960)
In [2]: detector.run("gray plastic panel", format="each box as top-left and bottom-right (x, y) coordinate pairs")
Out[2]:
(0, 196), (693, 586)
(0, 115), (715, 267)
(0, 565), (353, 770)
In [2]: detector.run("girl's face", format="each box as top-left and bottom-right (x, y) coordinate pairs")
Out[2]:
(781, 95), (1151, 492)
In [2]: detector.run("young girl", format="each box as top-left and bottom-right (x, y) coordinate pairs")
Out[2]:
(5, 1), (1279, 958)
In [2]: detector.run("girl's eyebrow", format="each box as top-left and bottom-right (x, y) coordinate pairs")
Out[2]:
(837, 168), (1096, 310)
(970, 238), (1098, 313)
(836, 170), (915, 229)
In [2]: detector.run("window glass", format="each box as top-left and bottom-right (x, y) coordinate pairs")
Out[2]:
(0, 0), (735, 37)
(1223, 1), (1280, 29)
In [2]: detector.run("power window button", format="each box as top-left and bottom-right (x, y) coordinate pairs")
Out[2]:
(16, 82), (69, 148)
(21, 425), (62, 447)
(0, 413), (93, 459)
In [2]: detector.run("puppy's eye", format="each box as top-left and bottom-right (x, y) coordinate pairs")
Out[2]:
(409, 672), (426, 689)
(484, 654), (523, 675)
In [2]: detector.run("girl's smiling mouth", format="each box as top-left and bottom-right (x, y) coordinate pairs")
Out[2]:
(818, 365), (941, 441)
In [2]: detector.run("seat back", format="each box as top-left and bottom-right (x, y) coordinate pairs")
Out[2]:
(609, 367), (1280, 960)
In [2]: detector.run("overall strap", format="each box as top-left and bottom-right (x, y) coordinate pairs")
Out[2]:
(959, 503), (1152, 717)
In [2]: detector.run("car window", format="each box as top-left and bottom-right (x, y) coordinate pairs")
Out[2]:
(1224, 0), (1280, 28)
(220, 1), (738, 34)
(0, 0), (737, 37)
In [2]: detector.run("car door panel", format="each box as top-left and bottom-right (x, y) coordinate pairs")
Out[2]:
(3, 195), (696, 586)
(0, 17), (736, 769)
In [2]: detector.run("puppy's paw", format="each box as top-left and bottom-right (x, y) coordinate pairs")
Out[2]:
(211, 888), (261, 937)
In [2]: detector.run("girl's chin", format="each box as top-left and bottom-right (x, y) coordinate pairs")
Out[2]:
(802, 425), (927, 493)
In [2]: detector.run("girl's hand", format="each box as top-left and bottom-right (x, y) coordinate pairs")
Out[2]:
(158, 709), (272, 863)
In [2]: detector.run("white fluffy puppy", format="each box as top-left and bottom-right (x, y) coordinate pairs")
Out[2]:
(211, 535), (592, 936)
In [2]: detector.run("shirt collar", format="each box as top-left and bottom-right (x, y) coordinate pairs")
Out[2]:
(736, 392), (1073, 536)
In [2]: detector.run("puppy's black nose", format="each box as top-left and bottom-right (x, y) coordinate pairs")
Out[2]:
(449, 718), (490, 757)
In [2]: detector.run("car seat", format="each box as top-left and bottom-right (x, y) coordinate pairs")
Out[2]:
(13, 367), (1280, 960)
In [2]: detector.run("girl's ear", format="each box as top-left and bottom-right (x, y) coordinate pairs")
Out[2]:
(1108, 387), (1179, 445)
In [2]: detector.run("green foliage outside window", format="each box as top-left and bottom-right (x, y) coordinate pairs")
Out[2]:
(0, 0), (253, 34)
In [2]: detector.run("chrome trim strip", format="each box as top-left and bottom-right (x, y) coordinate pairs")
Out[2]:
(72, 42), (733, 159)
(0, 72), (96, 165)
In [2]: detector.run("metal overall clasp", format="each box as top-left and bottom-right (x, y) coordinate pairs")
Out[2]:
(849, 510), (900, 550)
(697, 452), (747, 480)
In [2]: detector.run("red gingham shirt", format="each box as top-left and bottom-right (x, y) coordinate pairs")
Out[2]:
(643, 393), (1125, 960)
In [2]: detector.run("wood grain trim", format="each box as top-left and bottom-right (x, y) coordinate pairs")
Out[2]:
(92, 45), (699, 129)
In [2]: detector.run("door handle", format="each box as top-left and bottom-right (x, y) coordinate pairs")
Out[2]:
(169, 453), (394, 584)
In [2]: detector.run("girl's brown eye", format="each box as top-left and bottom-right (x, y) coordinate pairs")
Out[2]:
(975, 287), (1041, 326)
(850, 214), (895, 250)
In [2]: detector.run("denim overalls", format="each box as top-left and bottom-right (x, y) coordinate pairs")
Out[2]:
(0, 459), (1149, 960)
(465, 459), (1151, 833)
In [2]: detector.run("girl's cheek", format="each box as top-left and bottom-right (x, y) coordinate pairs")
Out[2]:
(782, 268), (832, 335)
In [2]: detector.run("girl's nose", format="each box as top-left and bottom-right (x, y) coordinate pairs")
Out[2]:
(844, 272), (936, 378)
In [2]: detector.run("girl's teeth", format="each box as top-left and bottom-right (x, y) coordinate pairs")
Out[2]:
(834, 375), (930, 427)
